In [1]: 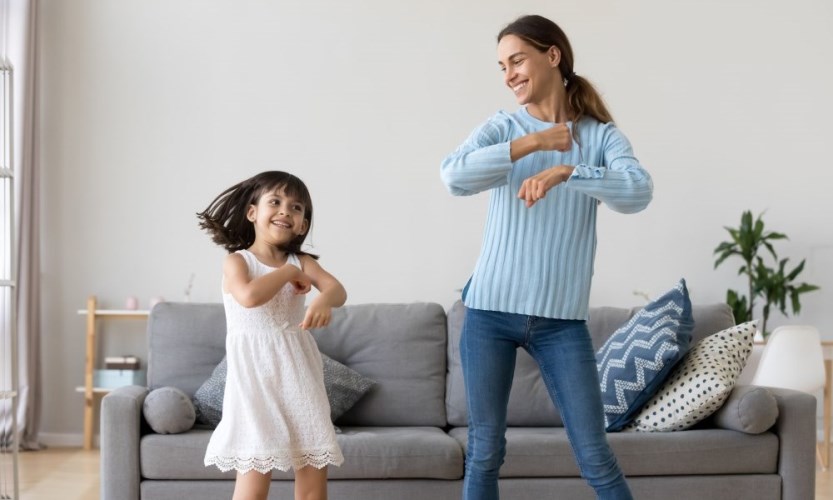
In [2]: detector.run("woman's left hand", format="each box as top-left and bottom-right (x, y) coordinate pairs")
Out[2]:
(518, 165), (575, 208)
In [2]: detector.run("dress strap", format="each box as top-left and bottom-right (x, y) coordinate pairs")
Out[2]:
(235, 249), (258, 270)
(286, 253), (302, 270)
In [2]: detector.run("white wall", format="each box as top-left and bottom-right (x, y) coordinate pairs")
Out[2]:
(37, 0), (833, 439)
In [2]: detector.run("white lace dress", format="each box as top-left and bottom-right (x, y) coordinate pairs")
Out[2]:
(204, 250), (344, 474)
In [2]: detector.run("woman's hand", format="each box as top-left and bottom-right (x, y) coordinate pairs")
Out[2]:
(518, 165), (575, 208)
(535, 123), (572, 152)
(300, 297), (332, 329)
(510, 123), (572, 162)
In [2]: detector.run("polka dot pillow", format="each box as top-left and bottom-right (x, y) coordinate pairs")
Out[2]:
(625, 320), (758, 432)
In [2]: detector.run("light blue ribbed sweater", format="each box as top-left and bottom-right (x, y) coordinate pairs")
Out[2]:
(441, 107), (653, 320)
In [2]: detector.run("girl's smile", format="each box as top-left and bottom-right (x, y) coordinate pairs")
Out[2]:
(248, 187), (309, 246)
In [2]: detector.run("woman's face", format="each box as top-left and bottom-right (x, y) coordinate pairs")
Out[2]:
(497, 34), (559, 106)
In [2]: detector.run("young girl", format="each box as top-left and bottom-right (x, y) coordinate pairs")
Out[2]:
(441, 15), (653, 500)
(197, 171), (346, 500)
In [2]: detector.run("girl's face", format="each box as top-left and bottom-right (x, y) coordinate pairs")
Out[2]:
(247, 186), (309, 247)
(497, 34), (560, 106)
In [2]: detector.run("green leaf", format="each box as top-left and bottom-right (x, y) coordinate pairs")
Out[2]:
(794, 283), (820, 294)
(786, 259), (806, 281)
(762, 241), (778, 260)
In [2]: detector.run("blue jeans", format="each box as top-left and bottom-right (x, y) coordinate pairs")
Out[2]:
(460, 307), (632, 500)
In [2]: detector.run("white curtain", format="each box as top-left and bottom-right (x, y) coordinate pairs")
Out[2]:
(1, 0), (41, 451)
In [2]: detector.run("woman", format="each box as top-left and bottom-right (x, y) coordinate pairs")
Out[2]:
(440, 14), (653, 500)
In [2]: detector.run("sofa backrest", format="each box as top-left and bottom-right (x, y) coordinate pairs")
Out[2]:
(444, 300), (735, 427)
(313, 302), (448, 427)
(147, 301), (449, 427)
(147, 302), (227, 395)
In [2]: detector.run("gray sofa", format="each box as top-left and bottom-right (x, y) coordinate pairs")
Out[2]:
(101, 301), (817, 500)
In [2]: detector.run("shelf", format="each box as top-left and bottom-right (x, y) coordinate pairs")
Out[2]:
(79, 295), (150, 450)
(76, 309), (149, 317)
(74, 386), (112, 395)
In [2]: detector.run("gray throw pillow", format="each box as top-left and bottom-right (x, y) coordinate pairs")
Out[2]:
(192, 353), (375, 428)
(143, 386), (196, 434)
(321, 353), (376, 421)
(709, 385), (779, 434)
(193, 357), (226, 428)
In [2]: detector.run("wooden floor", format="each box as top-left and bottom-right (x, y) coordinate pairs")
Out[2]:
(4, 446), (833, 499)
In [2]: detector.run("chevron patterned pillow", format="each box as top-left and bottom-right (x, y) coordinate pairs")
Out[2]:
(596, 279), (695, 431)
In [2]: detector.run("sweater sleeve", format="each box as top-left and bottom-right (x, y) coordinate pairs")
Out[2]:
(566, 123), (653, 214)
(440, 113), (514, 196)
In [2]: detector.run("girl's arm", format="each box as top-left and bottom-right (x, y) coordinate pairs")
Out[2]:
(298, 255), (347, 329)
(222, 253), (309, 308)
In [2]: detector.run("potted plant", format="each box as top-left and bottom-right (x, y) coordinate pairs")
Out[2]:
(713, 210), (820, 337)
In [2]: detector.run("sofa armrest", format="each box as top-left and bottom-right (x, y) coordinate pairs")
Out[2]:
(767, 387), (817, 500)
(101, 385), (149, 500)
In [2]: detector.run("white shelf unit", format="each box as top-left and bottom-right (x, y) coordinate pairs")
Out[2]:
(1, 59), (20, 500)
(77, 296), (149, 450)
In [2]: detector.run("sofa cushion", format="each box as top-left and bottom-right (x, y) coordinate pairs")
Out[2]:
(191, 353), (375, 427)
(686, 303), (736, 345)
(141, 427), (463, 480)
(148, 302), (227, 395)
(709, 385), (779, 434)
(151, 302), (438, 427)
(448, 426), (778, 477)
(627, 321), (757, 432)
(445, 300), (564, 427)
(143, 386), (196, 434)
(445, 300), (733, 428)
(596, 279), (695, 431)
(313, 303), (448, 427)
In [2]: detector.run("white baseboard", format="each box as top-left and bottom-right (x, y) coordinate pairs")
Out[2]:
(38, 432), (98, 448)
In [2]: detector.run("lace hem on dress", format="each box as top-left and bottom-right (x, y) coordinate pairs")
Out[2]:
(205, 450), (344, 474)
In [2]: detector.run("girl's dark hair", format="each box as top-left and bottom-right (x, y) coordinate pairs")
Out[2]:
(197, 171), (318, 259)
(498, 15), (614, 125)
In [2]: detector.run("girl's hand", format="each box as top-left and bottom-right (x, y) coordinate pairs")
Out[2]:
(518, 165), (575, 208)
(535, 123), (572, 152)
(292, 279), (311, 295)
(300, 299), (332, 330)
(283, 263), (312, 295)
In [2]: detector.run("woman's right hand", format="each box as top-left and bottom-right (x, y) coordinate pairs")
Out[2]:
(535, 123), (572, 152)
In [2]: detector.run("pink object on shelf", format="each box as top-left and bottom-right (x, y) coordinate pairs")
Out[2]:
(125, 296), (139, 310)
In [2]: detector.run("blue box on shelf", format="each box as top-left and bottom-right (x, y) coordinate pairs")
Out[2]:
(93, 369), (146, 389)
